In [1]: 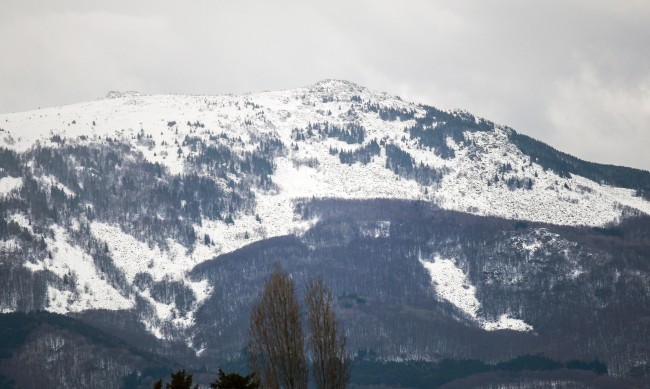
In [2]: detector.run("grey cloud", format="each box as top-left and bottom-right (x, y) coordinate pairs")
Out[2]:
(0, 0), (648, 170)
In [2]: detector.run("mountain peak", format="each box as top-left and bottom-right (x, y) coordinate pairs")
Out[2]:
(310, 79), (366, 92)
(104, 90), (144, 99)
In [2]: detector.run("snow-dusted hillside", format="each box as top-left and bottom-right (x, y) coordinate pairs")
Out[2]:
(1, 79), (649, 342)
(3, 80), (647, 228)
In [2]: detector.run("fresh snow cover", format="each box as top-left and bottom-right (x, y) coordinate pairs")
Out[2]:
(0, 176), (23, 197)
(90, 222), (212, 338)
(9, 213), (32, 231)
(3, 79), (647, 336)
(91, 221), (200, 283)
(2, 80), (647, 227)
(420, 256), (533, 332)
(0, 238), (20, 253)
(43, 225), (134, 314)
(36, 174), (76, 197)
(483, 314), (534, 332)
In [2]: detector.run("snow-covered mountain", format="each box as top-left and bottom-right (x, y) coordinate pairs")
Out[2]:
(3, 80), (648, 227)
(1, 80), (649, 386)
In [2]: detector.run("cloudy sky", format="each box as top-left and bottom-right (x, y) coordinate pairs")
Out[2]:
(1, 0), (649, 170)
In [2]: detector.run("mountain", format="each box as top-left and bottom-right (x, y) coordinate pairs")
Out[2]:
(0, 80), (649, 387)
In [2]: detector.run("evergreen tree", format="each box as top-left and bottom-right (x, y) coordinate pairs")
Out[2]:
(210, 369), (259, 389)
(151, 369), (198, 389)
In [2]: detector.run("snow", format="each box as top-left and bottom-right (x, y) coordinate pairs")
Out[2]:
(41, 225), (134, 313)
(420, 256), (533, 332)
(36, 175), (76, 197)
(0, 238), (20, 252)
(483, 314), (534, 332)
(90, 222), (213, 339)
(2, 79), (648, 337)
(90, 222), (200, 283)
(9, 213), (32, 231)
(1, 81), (648, 227)
(0, 176), (22, 197)
(360, 220), (391, 238)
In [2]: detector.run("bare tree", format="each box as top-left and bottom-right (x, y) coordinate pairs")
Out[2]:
(306, 278), (350, 389)
(248, 267), (307, 389)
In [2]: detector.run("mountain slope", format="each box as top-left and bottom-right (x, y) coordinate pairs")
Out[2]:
(0, 312), (174, 389)
(0, 80), (649, 385)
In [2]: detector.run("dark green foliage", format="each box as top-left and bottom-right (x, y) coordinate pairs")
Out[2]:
(0, 147), (22, 177)
(385, 144), (444, 185)
(505, 176), (534, 190)
(299, 121), (366, 144)
(189, 135), (282, 190)
(187, 120), (205, 128)
(25, 142), (262, 247)
(154, 369), (198, 389)
(407, 105), (494, 159)
(510, 131), (650, 198)
(210, 369), (259, 389)
(363, 102), (416, 121)
(338, 139), (381, 165)
(149, 279), (196, 315)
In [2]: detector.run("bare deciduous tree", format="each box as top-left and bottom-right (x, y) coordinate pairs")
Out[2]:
(306, 278), (350, 389)
(248, 267), (307, 389)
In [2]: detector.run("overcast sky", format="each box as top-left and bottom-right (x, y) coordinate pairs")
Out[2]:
(1, 0), (649, 170)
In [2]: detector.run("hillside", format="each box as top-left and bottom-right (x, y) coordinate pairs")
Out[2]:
(0, 80), (649, 387)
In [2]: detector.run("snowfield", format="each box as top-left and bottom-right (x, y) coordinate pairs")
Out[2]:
(2, 80), (647, 228)
(0, 176), (23, 197)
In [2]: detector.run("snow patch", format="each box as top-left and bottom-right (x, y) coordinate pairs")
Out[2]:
(36, 175), (76, 197)
(420, 256), (533, 332)
(43, 225), (134, 313)
(9, 213), (32, 231)
(90, 222), (214, 340)
(91, 222), (200, 283)
(0, 176), (22, 196)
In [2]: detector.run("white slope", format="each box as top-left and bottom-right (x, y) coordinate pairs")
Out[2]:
(0, 176), (23, 197)
(1, 79), (647, 227)
(42, 226), (134, 314)
(419, 256), (533, 332)
(90, 222), (212, 338)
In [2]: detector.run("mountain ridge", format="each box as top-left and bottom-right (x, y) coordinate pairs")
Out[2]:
(0, 80), (649, 386)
